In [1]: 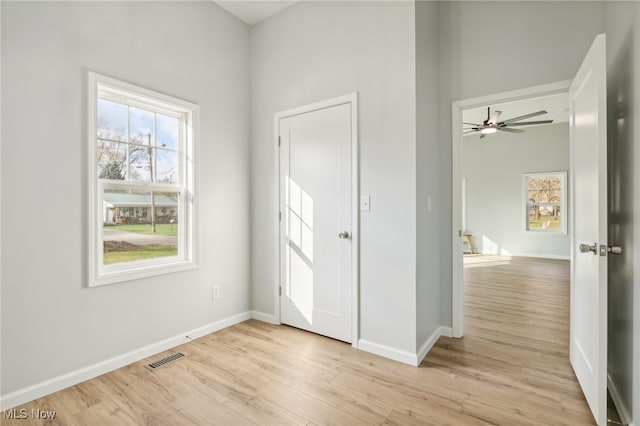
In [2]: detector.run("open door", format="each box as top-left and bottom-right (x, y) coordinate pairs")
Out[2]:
(569, 34), (607, 425)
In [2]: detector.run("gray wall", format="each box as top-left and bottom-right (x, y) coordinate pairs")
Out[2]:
(604, 1), (640, 423)
(415, 1), (442, 349)
(250, 1), (418, 353)
(435, 0), (605, 325)
(462, 123), (570, 259)
(1, 2), (251, 394)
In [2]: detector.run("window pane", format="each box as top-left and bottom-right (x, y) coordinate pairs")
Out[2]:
(103, 189), (179, 265)
(129, 107), (154, 145)
(156, 114), (179, 150)
(548, 177), (562, 202)
(528, 205), (561, 230)
(155, 148), (178, 184)
(97, 141), (127, 180)
(528, 178), (542, 202)
(528, 176), (562, 203)
(128, 145), (152, 182)
(97, 99), (127, 141)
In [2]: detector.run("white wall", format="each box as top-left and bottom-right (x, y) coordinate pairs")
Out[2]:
(604, 2), (640, 423)
(1, 1), (250, 397)
(250, 1), (418, 354)
(415, 1), (442, 349)
(436, 1), (605, 326)
(462, 123), (570, 259)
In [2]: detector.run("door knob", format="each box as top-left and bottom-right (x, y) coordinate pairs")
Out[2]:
(338, 231), (350, 239)
(579, 243), (597, 255)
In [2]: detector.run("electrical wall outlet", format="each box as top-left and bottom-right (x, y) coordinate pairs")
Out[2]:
(212, 286), (221, 299)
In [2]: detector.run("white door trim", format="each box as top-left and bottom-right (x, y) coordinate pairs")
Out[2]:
(273, 93), (359, 347)
(451, 80), (571, 338)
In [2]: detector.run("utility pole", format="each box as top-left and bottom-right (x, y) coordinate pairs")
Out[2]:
(148, 133), (156, 233)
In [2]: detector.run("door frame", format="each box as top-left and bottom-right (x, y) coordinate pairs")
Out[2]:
(273, 93), (359, 347)
(451, 80), (571, 338)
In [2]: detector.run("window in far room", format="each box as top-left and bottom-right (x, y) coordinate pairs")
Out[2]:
(523, 172), (567, 234)
(88, 72), (198, 286)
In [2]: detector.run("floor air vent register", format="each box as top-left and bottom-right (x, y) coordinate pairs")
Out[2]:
(146, 352), (186, 371)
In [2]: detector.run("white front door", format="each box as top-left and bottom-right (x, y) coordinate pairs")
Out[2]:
(569, 34), (608, 425)
(278, 98), (355, 343)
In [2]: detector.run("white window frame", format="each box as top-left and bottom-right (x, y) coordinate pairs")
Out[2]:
(523, 171), (567, 234)
(88, 72), (198, 287)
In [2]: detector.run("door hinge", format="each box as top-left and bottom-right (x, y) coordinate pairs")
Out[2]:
(279, 286), (282, 296)
(278, 211), (282, 221)
(278, 136), (281, 147)
(459, 230), (462, 237)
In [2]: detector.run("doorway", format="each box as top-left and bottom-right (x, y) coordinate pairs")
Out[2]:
(274, 94), (359, 345)
(452, 34), (610, 424)
(451, 80), (572, 337)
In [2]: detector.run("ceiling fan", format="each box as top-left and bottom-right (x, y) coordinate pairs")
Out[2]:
(464, 107), (553, 138)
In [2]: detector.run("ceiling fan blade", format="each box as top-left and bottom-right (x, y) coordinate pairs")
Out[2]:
(501, 110), (548, 124)
(463, 130), (477, 135)
(504, 120), (554, 127)
(463, 122), (481, 126)
(488, 110), (502, 125)
(479, 133), (486, 139)
(499, 127), (525, 133)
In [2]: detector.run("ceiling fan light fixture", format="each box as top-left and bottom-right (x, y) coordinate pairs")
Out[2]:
(480, 126), (497, 135)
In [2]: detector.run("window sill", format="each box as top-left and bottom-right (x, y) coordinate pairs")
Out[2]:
(524, 230), (568, 235)
(90, 259), (197, 287)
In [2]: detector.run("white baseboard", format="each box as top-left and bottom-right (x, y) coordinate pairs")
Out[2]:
(0, 311), (251, 410)
(250, 310), (278, 324)
(416, 326), (451, 365)
(439, 326), (453, 338)
(479, 251), (570, 260)
(358, 339), (419, 366)
(517, 253), (570, 260)
(416, 328), (440, 365)
(359, 325), (451, 367)
(608, 374), (631, 425)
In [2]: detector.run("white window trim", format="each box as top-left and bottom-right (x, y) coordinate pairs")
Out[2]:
(522, 171), (567, 234)
(88, 72), (199, 287)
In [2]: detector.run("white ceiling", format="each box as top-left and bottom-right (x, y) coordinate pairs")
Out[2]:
(462, 92), (569, 136)
(215, 1), (298, 25)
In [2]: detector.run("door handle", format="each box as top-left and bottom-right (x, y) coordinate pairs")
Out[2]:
(338, 231), (350, 239)
(579, 243), (597, 255)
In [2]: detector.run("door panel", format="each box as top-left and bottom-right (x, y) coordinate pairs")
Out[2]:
(569, 34), (607, 425)
(279, 103), (352, 343)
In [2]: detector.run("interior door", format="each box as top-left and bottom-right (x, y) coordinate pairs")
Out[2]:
(569, 34), (607, 425)
(278, 102), (353, 343)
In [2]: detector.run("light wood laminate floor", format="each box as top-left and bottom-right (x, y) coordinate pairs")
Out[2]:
(5, 256), (594, 425)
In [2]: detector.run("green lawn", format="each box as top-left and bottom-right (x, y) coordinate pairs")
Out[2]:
(528, 216), (561, 230)
(105, 223), (177, 236)
(104, 244), (177, 265)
